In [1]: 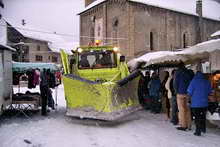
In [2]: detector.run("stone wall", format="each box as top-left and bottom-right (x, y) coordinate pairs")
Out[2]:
(131, 2), (220, 57)
(80, 0), (220, 59)
(80, 0), (130, 56)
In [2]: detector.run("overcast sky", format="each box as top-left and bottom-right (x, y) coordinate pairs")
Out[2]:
(1, 0), (220, 43)
(2, 0), (84, 42)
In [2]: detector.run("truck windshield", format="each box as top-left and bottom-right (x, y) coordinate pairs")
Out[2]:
(78, 50), (116, 69)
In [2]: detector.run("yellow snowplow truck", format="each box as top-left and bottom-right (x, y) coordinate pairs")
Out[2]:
(60, 46), (141, 121)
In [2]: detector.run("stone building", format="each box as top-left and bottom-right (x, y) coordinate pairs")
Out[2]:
(79, 0), (220, 59)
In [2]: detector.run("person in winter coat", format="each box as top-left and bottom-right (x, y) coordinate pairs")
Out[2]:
(138, 71), (150, 109)
(174, 62), (194, 131)
(187, 71), (212, 136)
(40, 68), (50, 116)
(46, 69), (55, 110)
(165, 71), (172, 120)
(169, 70), (178, 125)
(148, 72), (161, 113)
(79, 54), (90, 68)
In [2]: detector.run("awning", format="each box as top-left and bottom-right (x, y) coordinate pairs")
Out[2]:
(128, 38), (220, 70)
(177, 39), (220, 61)
(12, 62), (60, 73)
(128, 51), (185, 70)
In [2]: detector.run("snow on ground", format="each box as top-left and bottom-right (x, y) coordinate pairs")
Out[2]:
(0, 85), (220, 147)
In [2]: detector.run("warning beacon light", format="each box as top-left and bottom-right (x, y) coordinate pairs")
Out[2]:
(95, 40), (101, 46)
(113, 47), (119, 52)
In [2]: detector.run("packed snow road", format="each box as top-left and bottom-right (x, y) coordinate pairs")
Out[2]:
(0, 85), (220, 147)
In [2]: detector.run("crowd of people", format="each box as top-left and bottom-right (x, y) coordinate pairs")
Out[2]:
(138, 62), (212, 136)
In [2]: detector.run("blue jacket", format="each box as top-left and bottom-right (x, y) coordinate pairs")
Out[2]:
(187, 72), (212, 108)
(174, 68), (194, 94)
(149, 78), (161, 98)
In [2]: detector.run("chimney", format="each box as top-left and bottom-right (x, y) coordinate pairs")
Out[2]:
(196, 0), (203, 43)
(85, 0), (96, 7)
(196, 0), (202, 17)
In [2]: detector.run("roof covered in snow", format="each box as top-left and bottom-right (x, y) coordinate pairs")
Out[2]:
(0, 43), (16, 51)
(211, 30), (220, 37)
(130, 0), (220, 21)
(9, 24), (78, 54)
(79, 0), (220, 21)
(178, 38), (220, 55)
(78, 0), (105, 14)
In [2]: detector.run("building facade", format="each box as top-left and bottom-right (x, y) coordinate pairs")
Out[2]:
(7, 24), (61, 64)
(80, 0), (220, 59)
(20, 38), (61, 63)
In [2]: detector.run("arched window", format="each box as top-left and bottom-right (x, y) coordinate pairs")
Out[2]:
(150, 32), (154, 51)
(183, 33), (187, 48)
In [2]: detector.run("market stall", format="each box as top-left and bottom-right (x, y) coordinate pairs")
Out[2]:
(9, 62), (61, 117)
(128, 38), (220, 126)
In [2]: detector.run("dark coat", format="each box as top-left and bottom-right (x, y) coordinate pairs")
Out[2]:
(40, 71), (49, 88)
(174, 68), (194, 94)
(187, 72), (212, 108)
(170, 78), (176, 96)
(149, 78), (161, 98)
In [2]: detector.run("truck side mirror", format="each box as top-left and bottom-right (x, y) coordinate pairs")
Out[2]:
(120, 56), (125, 62)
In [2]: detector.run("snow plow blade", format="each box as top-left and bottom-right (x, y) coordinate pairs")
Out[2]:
(63, 74), (141, 121)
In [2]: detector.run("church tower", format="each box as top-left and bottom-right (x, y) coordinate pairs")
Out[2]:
(85, 0), (96, 7)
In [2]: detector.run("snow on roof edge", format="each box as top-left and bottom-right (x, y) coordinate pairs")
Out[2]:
(78, 0), (106, 15)
(78, 0), (220, 22)
(211, 30), (220, 37)
(128, 0), (220, 22)
(0, 44), (16, 51)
